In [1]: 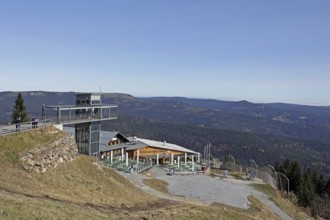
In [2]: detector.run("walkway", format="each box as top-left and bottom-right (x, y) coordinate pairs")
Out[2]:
(118, 167), (292, 220)
(0, 119), (52, 136)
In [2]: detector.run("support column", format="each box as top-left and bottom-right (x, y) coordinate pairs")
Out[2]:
(197, 152), (200, 163)
(171, 153), (174, 165)
(110, 150), (113, 165)
(156, 154), (159, 165)
(121, 148), (124, 161)
(177, 156), (180, 168)
(185, 153), (187, 165)
(137, 150), (139, 164)
(126, 152), (128, 167)
(57, 106), (61, 124)
(192, 155), (195, 171)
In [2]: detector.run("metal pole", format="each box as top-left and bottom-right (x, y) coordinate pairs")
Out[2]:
(277, 172), (289, 195)
(228, 154), (235, 169)
(208, 143), (211, 167)
(203, 146), (206, 163)
(268, 164), (278, 189)
(268, 164), (277, 179)
(69, 107), (71, 122)
(249, 159), (258, 176)
(57, 106), (61, 124)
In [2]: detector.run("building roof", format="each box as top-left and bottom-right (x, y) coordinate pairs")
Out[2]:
(126, 137), (197, 154)
(100, 131), (129, 145)
(63, 127), (197, 154)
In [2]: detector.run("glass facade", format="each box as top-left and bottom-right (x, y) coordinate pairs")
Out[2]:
(75, 93), (102, 156)
(76, 123), (90, 155)
(90, 121), (101, 155)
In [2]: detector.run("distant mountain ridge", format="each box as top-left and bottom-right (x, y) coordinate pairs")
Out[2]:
(102, 94), (330, 143)
(144, 96), (330, 125)
(1, 91), (330, 175)
(1, 91), (330, 143)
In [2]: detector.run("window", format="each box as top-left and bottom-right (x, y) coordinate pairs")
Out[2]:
(91, 100), (101, 105)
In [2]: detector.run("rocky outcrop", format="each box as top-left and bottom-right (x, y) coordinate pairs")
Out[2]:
(21, 135), (78, 173)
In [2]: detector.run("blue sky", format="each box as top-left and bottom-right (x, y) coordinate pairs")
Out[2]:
(0, 1), (329, 105)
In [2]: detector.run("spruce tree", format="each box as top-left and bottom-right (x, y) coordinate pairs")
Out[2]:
(289, 160), (301, 195)
(11, 92), (29, 123)
(314, 173), (326, 196)
(326, 179), (330, 194)
(299, 169), (315, 207)
(283, 159), (291, 176)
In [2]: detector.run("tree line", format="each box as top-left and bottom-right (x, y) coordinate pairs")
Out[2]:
(274, 159), (330, 218)
(103, 114), (330, 174)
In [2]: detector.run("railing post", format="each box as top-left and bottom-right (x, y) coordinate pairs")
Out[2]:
(277, 172), (289, 196)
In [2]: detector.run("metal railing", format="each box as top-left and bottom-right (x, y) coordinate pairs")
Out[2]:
(0, 119), (53, 136)
(42, 104), (118, 125)
(135, 160), (153, 173)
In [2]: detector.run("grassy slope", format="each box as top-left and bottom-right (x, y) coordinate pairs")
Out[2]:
(251, 184), (310, 220)
(0, 127), (161, 219)
(0, 126), (294, 219)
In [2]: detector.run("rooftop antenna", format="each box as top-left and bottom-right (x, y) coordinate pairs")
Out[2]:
(100, 86), (102, 94)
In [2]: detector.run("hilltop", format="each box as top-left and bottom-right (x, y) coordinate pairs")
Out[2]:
(0, 126), (305, 219)
(0, 127), (165, 218)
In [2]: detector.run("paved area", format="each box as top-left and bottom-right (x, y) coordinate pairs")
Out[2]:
(118, 167), (292, 220)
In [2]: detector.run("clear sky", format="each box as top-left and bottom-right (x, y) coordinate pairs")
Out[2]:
(0, 1), (329, 105)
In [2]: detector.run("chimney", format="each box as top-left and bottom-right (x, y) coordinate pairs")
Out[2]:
(164, 140), (166, 146)
(133, 136), (137, 144)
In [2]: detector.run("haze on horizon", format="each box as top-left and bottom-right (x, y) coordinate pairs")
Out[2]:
(0, 1), (329, 106)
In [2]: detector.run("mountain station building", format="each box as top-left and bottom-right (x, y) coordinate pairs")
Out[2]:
(99, 131), (199, 165)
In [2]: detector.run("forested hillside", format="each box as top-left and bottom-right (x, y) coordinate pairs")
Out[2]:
(103, 114), (330, 175)
(103, 94), (330, 143)
(1, 91), (330, 175)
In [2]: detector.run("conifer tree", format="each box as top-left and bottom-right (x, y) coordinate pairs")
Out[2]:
(299, 169), (315, 207)
(326, 179), (330, 194)
(274, 160), (282, 172)
(11, 92), (29, 123)
(283, 159), (291, 176)
(289, 160), (301, 195)
(314, 173), (326, 196)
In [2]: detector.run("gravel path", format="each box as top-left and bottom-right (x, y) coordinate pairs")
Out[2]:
(118, 167), (292, 220)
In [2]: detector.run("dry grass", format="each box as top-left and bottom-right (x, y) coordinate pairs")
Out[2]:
(251, 183), (312, 220)
(0, 126), (64, 164)
(143, 178), (169, 194)
(169, 196), (281, 220)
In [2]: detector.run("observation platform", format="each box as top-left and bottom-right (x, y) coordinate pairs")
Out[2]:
(42, 104), (118, 125)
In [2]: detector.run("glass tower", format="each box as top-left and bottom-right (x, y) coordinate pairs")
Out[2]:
(75, 93), (102, 156)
